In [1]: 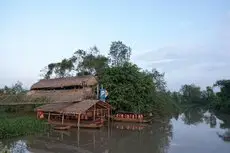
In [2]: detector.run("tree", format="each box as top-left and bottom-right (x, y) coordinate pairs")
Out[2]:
(180, 84), (202, 104)
(213, 80), (230, 113)
(150, 69), (166, 92)
(109, 41), (131, 66)
(41, 47), (108, 79)
(100, 62), (155, 113)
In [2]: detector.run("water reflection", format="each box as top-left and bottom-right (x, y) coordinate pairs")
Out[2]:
(181, 107), (205, 125)
(1, 120), (172, 153)
(1, 111), (230, 153)
(180, 107), (230, 143)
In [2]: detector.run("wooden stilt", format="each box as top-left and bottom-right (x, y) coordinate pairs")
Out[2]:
(48, 112), (50, 122)
(100, 109), (103, 117)
(62, 114), (64, 125)
(93, 105), (96, 121)
(77, 113), (81, 129)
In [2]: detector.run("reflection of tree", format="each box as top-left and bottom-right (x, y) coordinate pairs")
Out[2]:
(215, 112), (230, 129)
(203, 113), (217, 128)
(181, 107), (205, 125)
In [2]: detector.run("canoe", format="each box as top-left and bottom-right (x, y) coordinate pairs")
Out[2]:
(111, 116), (151, 123)
(52, 125), (71, 130)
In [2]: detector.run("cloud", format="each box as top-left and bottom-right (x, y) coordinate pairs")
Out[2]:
(134, 14), (230, 91)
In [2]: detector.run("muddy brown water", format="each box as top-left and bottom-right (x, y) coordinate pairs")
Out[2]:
(1, 111), (230, 153)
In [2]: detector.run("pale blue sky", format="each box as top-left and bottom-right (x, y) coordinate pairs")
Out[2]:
(0, 0), (230, 90)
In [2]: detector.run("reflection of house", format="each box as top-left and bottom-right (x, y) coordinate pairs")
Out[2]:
(28, 75), (98, 103)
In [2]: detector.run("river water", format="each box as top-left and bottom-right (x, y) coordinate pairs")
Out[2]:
(1, 111), (230, 153)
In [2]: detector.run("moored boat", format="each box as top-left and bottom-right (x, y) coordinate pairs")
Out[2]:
(111, 112), (152, 123)
(52, 125), (71, 130)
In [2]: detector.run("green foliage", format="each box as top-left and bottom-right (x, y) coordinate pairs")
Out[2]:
(42, 46), (109, 79)
(0, 81), (26, 95)
(0, 115), (48, 139)
(100, 62), (179, 116)
(173, 80), (230, 114)
(100, 62), (154, 113)
(109, 41), (131, 66)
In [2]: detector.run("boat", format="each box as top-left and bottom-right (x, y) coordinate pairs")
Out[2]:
(111, 112), (152, 123)
(52, 125), (71, 130)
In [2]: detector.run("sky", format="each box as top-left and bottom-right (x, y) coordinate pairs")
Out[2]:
(0, 0), (230, 90)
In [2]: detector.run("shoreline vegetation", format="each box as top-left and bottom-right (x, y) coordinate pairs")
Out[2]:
(0, 114), (49, 139)
(0, 41), (230, 139)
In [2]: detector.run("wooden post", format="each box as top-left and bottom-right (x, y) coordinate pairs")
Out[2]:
(77, 113), (81, 129)
(62, 114), (64, 125)
(97, 84), (99, 99)
(100, 109), (103, 117)
(93, 104), (96, 121)
(48, 112), (50, 122)
(107, 108), (110, 120)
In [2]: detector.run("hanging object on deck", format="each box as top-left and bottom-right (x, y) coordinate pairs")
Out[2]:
(100, 88), (108, 102)
(37, 110), (44, 119)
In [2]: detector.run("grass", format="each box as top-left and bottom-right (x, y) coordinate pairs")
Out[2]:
(0, 115), (49, 139)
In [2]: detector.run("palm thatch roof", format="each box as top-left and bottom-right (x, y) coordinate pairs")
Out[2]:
(27, 88), (94, 103)
(35, 102), (73, 113)
(62, 100), (98, 114)
(35, 100), (108, 114)
(31, 75), (97, 90)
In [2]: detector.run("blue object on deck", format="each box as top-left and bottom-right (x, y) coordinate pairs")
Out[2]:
(100, 89), (107, 102)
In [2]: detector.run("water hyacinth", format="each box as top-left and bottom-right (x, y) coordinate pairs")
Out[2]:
(0, 115), (49, 139)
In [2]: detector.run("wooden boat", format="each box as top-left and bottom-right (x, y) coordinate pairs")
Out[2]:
(52, 125), (71, 130)
(111, 116), (151, 123)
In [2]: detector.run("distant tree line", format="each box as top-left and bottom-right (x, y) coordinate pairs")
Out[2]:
(170, 80), (230, 113)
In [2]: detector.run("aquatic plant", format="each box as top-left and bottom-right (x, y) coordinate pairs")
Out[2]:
(0, 115), (48, 139)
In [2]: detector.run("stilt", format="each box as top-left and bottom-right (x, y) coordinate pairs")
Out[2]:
(77, 113), (81, 129)
(93, 105), (96, 121)
(62, 114), (64, 125)
(48, 112), (50, 122)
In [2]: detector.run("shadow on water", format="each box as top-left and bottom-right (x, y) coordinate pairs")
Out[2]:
(1, 110), (230, 153)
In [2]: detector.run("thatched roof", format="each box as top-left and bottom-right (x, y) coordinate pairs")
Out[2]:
(27, 88), (94, 103)
(35, 100), (107, 114)
(31, 75), (97, 90)
(62, 100), (98, 114)
(35, 102), (73, 113)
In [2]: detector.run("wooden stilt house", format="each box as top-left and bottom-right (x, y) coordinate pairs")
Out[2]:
(29, 75), (111, 129)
